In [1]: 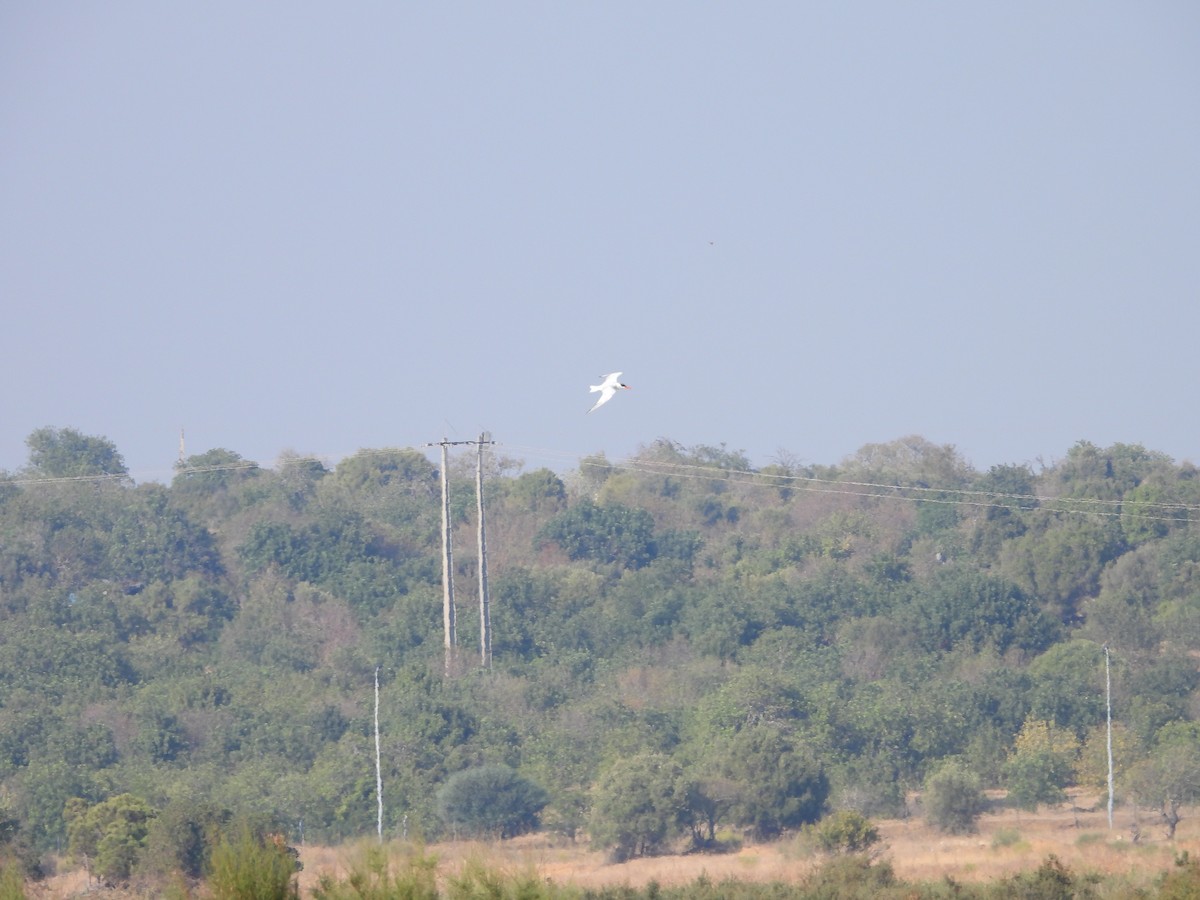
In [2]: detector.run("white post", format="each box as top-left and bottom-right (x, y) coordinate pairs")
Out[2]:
(440, 440), (456, 672)
(477, 434), (491, 669)
(374, 666), (384, 843)
(1105, 644), (1114, 830)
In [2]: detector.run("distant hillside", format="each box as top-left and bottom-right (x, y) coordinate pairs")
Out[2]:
(1, 428), (1198, 879)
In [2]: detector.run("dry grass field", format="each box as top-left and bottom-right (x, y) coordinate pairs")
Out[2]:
(32, 795), (1200, 896)
(292, 795), (1199, 895)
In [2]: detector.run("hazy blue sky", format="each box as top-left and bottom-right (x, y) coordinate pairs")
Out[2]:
(3, 3), (1198, 482)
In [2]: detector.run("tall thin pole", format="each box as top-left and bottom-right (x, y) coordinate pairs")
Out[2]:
(1105, 644), (1114, 829)
(440, 440), (456, 673)
(374, 666), (384, 843)
(476, 434), (492, 669)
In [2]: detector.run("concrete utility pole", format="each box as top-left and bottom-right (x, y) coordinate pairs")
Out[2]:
(476, 433), (493, 669)
(1104, 644), (1114, 830)
(438, 439), (457, 673)
(374, 666), (383, 843)
(429, 436), (495, 674)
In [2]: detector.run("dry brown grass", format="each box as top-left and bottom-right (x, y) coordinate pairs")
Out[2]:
(33, 797), (1200, 896)
(291, 796), (1200, 894)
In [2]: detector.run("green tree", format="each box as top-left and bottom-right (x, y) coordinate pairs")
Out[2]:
(64, 794), (156, 883)
(25, 427), (126, 478)
(1051, 440), (1169, 501)
(1075, 722), (1137, 798)
(1003, 720), (1079, 812)
(536, 500), (657, 569)
(436, 765), (548, 839)
(1000, 520), (1125, 622)
(842, 435), (972, 488)
(138, 798), (228, 880)
(922, 761), (985, 834)
(169, 448), (266, 527)
(969, 464), (1037, 559)
(906, 570), (1058, 655)
(589, 752), (690, 860)
(1026, 640), (1106, 733)
(1128, 722), (1200, 839)
(105, 484), (222, 584)
(504, 468), (567, 513)
(719, 726), (829, 840)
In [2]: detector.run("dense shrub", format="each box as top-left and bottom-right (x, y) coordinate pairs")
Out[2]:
(922, 762), (985, 835)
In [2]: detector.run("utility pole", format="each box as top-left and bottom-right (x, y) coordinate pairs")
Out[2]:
(476, 433), (493, 669)
(1104, 644), (1114, 830)
(438, 439), (457, 674)
(428, 435), (496, 674)
(374, 666), (383, 843)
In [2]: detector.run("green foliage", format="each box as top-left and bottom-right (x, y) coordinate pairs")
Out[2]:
(1004, 753), (1069, 813)
(2, 425), (1200, 882)
(506, 468), (567, 513)
(436, 765), (548, 839)
(1128, 722), (1200, 839)
(537, 499), (658, 569)
(1025, 641), (1106, 734)
(991, 854), (1095, 900)
(589, 752), (690, 860)
(207, 824), (300, 900)
(922, 761), (985, 835)
(799, 853), (900, 899)
(65, 793), (156, 883)
(138, 798), (228, 880)
(1158, 851), (1200, 900)
(1000, 520), (1125, 622)
(1003, 720), (1079, 812)
(238, 513), (418, 612)
(25, 427), (127, 478)
(906, 570), (1058, 655)
(171, 448), (262, 519)
(0, 864), (25, 900)
(718, 726), (829, 840)
(0, 803), (39, 882)
(311, 843), (440, 900)
(805, 809), (881, 855)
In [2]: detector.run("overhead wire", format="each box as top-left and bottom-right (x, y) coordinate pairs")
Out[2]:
(5, 439), (1196, 526)
(497, 442), (1199, 525)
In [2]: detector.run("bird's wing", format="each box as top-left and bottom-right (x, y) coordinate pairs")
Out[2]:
(587, 387), (616, 414)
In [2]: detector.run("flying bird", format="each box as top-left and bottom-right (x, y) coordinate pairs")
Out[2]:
(587, 372), (631, 414)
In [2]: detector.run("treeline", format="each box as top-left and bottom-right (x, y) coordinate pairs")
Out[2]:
(0, 427), (1199, 883)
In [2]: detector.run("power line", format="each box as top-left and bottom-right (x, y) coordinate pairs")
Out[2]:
(498, 442), (1199, 525)
(7, 438), (1196, 525)
(5, 460), (260, 486)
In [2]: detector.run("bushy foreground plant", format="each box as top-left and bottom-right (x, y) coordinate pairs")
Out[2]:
(310, 843), (439, 900)
(207, 825), (300, 900)
(0, 864), (25, 900)
(804, 809), (881, 855)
